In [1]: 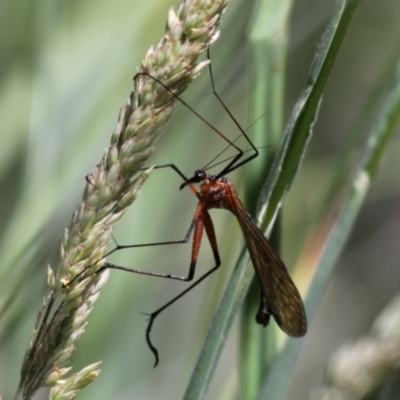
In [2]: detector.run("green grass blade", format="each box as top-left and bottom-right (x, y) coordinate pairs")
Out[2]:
(258, 0), (360, 230)
(260, 9), (400, 400)
(183, 1), (360, 399)
(241, 1), (293, 398)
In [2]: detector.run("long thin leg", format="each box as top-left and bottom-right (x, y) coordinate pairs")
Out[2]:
(134, 72), (243, 156)
(205, 48), (259, 177)
(97, 202), (205, 283)
(136, 60), (258, 182)
(67, 164), (193, 286)
(150, 163), (189, 182)
(145, 208), (221, 366)
(67, 211), (198, 286)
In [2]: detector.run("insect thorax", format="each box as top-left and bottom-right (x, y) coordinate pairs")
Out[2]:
(199, 175), (233, 211)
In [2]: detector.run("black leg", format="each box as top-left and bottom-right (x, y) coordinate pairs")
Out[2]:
(67, 163), (192, 287)
(145, 247), (221, 367)
(143, 207), (222, 366)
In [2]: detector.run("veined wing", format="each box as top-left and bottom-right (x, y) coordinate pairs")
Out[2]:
(230, 195), (307, 337)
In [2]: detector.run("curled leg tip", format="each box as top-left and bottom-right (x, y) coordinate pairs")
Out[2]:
(153, 353), (159, 368)
(148, 337), (160, 368)
(146, 314), (160, 367)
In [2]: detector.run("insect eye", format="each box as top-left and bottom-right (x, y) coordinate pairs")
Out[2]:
(194, 170), (206, 180)
(219, 176), (228, 183)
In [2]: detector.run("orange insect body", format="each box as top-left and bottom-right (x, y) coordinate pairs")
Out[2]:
(188, 172), (307, 337)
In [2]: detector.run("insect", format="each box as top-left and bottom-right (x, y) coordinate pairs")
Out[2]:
(75, 57), (307, 366)
(180, 169), (307, 340)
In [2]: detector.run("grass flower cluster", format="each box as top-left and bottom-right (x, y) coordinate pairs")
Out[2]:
(15, 1), (229, 399)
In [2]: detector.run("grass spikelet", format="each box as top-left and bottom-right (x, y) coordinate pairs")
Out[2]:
(15, 1), (229, 399)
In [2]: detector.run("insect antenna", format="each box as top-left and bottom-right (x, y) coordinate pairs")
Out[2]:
(204, 146), (272, 173)
(201, 111), (270, 172)
(205, 48), (259, 177)
(134, 71), (243, 156)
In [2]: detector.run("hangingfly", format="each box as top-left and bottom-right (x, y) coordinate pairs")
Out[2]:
(183, 169), (307, 338)
(68, 53), (307, 366)
(93, 166), (307, 366)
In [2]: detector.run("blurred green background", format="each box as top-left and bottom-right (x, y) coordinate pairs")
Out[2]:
(1, 0), (400, 399)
